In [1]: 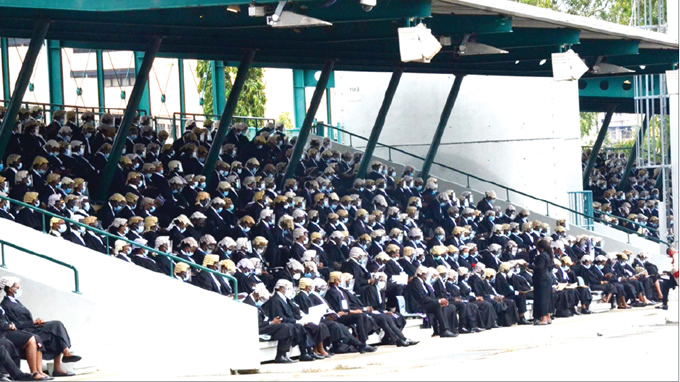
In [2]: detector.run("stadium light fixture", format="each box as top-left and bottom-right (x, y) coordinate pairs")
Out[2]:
(551, 49), (589, 81)
(455, 35), (508, 57)
(398, 24), (442, 63)
(590, 56), (634, 75)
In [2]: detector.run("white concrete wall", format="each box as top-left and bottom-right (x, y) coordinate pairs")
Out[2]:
(0, 219), (259, 378)
(332, 72), (584, 208)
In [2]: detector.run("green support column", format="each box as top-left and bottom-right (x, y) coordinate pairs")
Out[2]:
(282, 60), (336, 185)
(420, 75), (465, 180)
(1, 37), (10, 103)
(95, 37), (162, 202)
(325, 87), (332, 129)
(203, 51), (256, 185)
(134, 51), (151, 115)
(583, 104), (617, 188)
(96, 50), (105, 113)
(356, 66), (404, 178)
(618, 115), (650, 191)
(0, 21), (50, 160)
(178, 58), (186, 126)
(293, 69), (306, 128)
(46, 40), (64, 110)
(211, 60), (226, 115)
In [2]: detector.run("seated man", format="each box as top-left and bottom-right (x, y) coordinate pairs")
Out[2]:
(243, 283), (297, 364)
(404, 266), (457, 338)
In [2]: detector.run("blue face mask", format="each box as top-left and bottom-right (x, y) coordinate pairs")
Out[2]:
(172, 189), (180, 194)
(227, 205), (234, 212)
(149, 206), (156, 214)
(0, 164), (3, 172)
(113, 205), (123, 213)
(436, 235), (444, 241)
(461, 253), (469, 259)
(216, 207), (223, 213)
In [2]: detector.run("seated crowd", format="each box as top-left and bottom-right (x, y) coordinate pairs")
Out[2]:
(582, 149), (673, 240)
(0, 107), (677, 365)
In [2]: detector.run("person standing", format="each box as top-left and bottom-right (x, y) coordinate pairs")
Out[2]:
(532, 239), (553, 325)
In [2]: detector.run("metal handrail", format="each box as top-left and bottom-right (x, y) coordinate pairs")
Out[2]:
(0, 239), (80, 294)
(0, 194), (238, 299)
(0, 99), (147, 125)
(318, 123), (670, 247)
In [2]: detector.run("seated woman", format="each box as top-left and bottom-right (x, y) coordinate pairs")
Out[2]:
(1, 305), (50, 380)
(0, 277), (80, 377)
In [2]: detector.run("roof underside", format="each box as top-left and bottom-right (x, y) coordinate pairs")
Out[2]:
(0, 0), (677, 78)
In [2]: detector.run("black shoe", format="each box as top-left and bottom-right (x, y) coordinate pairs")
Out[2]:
(518, 318), (530, 326)
(491, 324), (500, 329)
(274, 356), (295, 364)
(299, 354), (314, 362)
(471, 327), (483, 333)
(581, 309), (591, 314)
(405, 339), (419, 346)
(359, 345), (377, 353)
(439, 330), (458, 338)
(572, 310), (582, 316)
(396, 340), (409, 347)
(459, 327), (470, 334)
(62, 355), (81, 363)
(312, 353), (325, 360)
(52, 371), (75, 377)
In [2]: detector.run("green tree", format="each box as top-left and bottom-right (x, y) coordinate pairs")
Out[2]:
(278, 112), (293, 130)
(196, 61), (267, 119)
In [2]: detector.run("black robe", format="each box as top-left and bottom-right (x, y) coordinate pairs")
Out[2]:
(0, 297), (70, 360)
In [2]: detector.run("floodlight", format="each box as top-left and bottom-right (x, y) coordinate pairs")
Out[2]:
(551, 49), (589, 81)
(398, 24), (442, 63)
(360, 0), (376, 12)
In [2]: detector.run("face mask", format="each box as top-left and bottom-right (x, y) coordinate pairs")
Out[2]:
(114, 205), (123, 213)
(13, 289), (22, 299)
(561, 266), (569, 271)
(461, 252), (469, 259)
(255, 300), (265, 307)
(377, 281), (386, 290)
(136, 225), (144, 233)
(243, 227), (250, 233)
(596, 264), (604, 270)
(58, 225), (67, 233)
(436, 235), (444, 241)
(284, 289), (295, 299)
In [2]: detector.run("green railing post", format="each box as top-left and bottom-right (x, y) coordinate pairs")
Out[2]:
(357, 66), (403, 179)
(618, 115), (649, 191)
(203, 50), (256, 185)
(421, 75), (465, 180)
(583, 104), (617, 188)
(73, 267), (80, 294)
(0, 21), (50, 160)
(46, 40), (64, 111)
(96, 50), (105, 114)
(282, 59), (336, 186)
(1, 243), (5, 268)
(94, 37), (162, 202)
(1, 37), (9, 102)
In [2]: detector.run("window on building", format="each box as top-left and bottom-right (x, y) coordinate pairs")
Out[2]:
(70, 69), (136, 88)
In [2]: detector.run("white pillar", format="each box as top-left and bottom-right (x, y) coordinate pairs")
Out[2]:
(668, 0), (678, 37)
(667, 70), (679, 250)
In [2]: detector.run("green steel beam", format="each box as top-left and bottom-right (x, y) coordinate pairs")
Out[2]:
(421, 75), (465, 180)
(0, 0), (308, 11)
(96, 49), (105, 113)
(618, 116), (649, 192)
(282, 59), (335, 185)
(572, 39), (639, 57)
(583, 104), (617, 188)
(476, 28), (580, 49)
(203, 50), (255, 185)
(578, 76), (639, 99)
(1, 37), (9, 102)
(134, 51), (151, 114)
(94, 36), (162, 202)
(357, 66), (403, 179)
(178, 58), (186, 132)
(431, 15), (512, 36)
(46, 40), (64, 109)
(293, 69), (305, 129)
(0, 21), (50, 160)
(211, 60), (226, 116)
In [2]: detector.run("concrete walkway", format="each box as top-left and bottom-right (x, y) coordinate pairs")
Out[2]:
(68, 293), (679, 381)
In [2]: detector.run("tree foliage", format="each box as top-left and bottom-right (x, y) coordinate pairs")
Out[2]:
(196, 60), (267, 118)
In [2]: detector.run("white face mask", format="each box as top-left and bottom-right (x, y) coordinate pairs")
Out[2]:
(13, 289), (22, 299)
(377, 281), (386, 290)
(284, 289), (295, 299)
(293, 273), (301, 280)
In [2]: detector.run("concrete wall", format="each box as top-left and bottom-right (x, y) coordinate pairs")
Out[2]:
(332, 72), (584, 208)
(0, 219), (259, 378)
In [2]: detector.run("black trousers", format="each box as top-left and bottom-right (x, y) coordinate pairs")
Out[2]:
(661, 277), (677, 306)
(371, 313), (405, 342)
(0, 338), (23, 380)
(260, 322), (294, 353)
(472, 300), (497, 329)
(422, 301), (449, 334)
(336, 313), (368, 344)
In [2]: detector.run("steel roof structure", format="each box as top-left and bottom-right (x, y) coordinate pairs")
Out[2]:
(0, 0), (677, 76)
